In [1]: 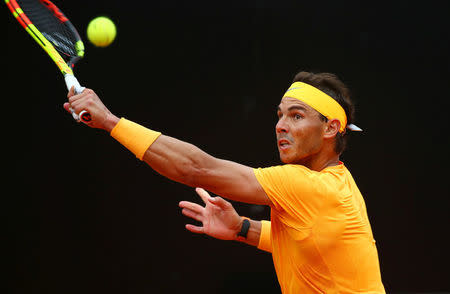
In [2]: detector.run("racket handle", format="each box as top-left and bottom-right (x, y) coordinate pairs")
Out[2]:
(64, 74), (92, 123)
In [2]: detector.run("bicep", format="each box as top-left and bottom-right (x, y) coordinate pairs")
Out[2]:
(193, 156), (272, 205)
(144, 134), (270, 205)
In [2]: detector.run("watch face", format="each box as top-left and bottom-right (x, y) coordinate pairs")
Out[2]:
(238, 219), (250, 238)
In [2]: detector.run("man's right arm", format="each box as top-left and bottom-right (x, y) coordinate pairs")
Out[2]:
(240, 219), (272, 252)
(179, 188), (272, 252)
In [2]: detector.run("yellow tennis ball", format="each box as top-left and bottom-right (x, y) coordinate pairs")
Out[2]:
(87, 16), (116, 47)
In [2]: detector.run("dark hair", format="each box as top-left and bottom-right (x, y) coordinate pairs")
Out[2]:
(292, 71), (355, 155)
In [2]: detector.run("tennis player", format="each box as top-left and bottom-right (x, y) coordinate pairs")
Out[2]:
(65, 71), (385, 293)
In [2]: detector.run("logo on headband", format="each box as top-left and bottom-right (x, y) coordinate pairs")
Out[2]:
(286, 86), (302, 92)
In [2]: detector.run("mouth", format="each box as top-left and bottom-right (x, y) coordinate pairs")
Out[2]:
(278, 139), (291, 150)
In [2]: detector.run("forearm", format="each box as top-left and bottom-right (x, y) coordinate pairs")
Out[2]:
(235, 218), (272, 253)
(109, 117), (217, 187)
(143, 134), (214, 187)
(236, 219), (262, 247)
(144, 136), (257, 200)
(109, 117), (270, 205)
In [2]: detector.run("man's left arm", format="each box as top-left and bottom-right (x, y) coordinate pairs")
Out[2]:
(143, 133), (268, 204)
(65, 88), (271, 205)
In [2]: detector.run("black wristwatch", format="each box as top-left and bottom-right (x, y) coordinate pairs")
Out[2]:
(237, 218), (250, 240)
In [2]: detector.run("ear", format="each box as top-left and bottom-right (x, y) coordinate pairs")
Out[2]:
(323, 119), (340, 139)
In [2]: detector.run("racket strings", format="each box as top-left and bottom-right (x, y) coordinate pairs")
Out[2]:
(17, 0), (79, 59)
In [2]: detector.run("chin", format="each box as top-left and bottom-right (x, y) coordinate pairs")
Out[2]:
(279, 152), (307, 165)
(279, 154), (294, 164)
(280, 158), (289, 164)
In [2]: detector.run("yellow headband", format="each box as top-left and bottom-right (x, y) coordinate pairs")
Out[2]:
(283, 82), (347, 133)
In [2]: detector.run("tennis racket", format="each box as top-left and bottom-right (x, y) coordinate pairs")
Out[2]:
(5, 0), (91, 123)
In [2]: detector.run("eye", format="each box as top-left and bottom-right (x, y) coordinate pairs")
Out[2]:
(294, 113), (303, 120)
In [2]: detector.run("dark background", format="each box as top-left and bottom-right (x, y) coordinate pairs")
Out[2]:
(4, 0), (450, 293)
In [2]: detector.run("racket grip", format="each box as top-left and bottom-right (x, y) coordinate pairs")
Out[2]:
(69, 108), (92, 123)
(64, 74), (92, 123)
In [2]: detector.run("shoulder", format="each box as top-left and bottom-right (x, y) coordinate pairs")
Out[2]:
(253, 164), (323, 200)
(319, 163), (350, 186)
(254, 164), (315, 179)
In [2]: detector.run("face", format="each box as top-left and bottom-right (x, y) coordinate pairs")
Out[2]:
(276, 97), (327, 164)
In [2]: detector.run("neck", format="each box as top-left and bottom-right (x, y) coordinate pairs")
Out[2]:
(297, 146), (340, 172)
(302, 155), (340, 171)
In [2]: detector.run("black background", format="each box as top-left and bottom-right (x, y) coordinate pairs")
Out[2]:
(4, 0), (450, 293)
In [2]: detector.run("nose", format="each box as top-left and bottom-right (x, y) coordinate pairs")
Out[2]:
(276, 117), (289, 133)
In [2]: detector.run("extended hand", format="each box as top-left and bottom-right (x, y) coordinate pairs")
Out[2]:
(179, 188), (242, 240)
(64, 87), (119, 131)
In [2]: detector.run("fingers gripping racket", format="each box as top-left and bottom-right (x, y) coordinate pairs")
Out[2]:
(5, 0), (91, 123)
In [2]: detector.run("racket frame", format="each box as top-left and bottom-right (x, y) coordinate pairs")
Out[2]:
(5, 0), (90, 122)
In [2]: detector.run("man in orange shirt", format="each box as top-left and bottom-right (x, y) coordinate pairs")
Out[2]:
(65, 71), (385, 293)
